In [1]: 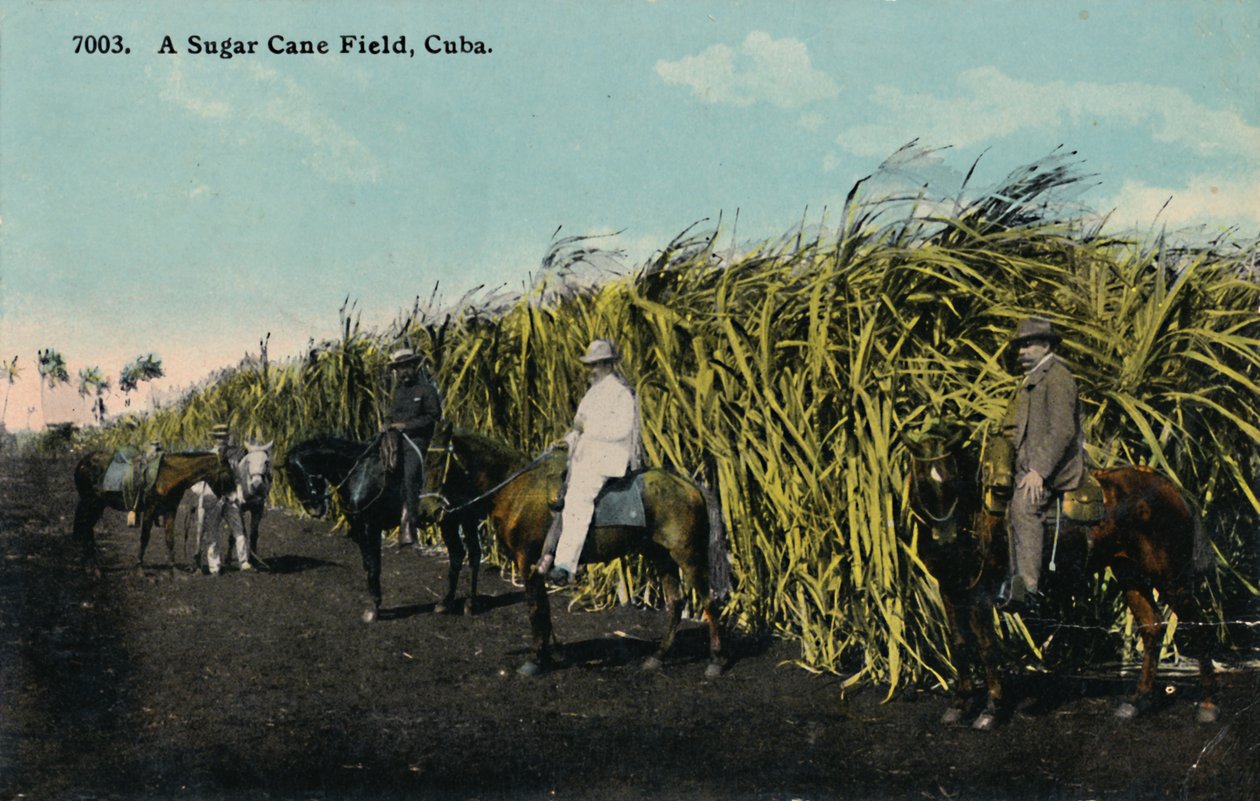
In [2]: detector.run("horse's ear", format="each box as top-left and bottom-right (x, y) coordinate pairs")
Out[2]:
(903, 431), (928, 458)
(261, 440), (274, 453)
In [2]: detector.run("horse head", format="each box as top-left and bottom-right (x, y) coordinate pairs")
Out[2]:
(282, 443), (331, 519)
(239, 440), (274, 502)
(905, 422), (968, 544)
(417, 421), (456, 525)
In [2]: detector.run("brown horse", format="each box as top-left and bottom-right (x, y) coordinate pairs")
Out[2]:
(74, 450), (235, 573)
(904, 428), (1218, 729)
(416, 422), (730, 679)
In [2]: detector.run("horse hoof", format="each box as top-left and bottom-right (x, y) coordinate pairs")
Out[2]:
(703, 662), (724, 680)
(641, 656), (663, 672)
(464, 598), (479, 617)
(1196, 702), (1220, 724)
(361, 608), (378, 624)
(517, 661), (543, 678)
(1115, 702), (1139, 720)
(941, 708), (965, 726)
(971, 712), (997, 731)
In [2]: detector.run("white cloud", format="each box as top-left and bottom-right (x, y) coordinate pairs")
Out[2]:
(835, 66), (1260, 161)
(157, 60), (230, 119)
(656, 31), (839, 109)
(155, 59), (381, 183)
(247, 64), (382, 183)
(1101, 171), (1260, 232)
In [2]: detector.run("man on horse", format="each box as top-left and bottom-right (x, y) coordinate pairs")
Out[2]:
(383, 348), (442, 548)
(539, 338), (642, 586)
(998, 316), (1085, 610)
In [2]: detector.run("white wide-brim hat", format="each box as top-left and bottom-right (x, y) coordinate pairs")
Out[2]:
(578, 339), (619, 364)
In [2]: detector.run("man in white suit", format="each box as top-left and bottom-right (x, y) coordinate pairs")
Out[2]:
(544, 338), (642, 586)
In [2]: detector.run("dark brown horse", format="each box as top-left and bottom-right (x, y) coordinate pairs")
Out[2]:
(904, 429), (1218, 729)
(416, 422), (730, 679)
(282, 435), (483, 622)
(74, 449), (235, 573)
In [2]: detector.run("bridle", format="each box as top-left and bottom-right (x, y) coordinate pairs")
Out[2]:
(908, 449), (961, 528)
(419, 431), (557, 521)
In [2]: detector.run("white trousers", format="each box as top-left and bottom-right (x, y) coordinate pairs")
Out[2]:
(553, 469), (613, 574)
(200, 496), (249, 574)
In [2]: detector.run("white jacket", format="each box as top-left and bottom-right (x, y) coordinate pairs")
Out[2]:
(563, 372), (642, 478)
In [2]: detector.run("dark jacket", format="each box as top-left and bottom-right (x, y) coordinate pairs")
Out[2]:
(388, 373), (441, 443)
(1002, 353), (1085, 492)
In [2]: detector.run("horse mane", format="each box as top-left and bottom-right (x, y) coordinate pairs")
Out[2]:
(288, 435), (368, 458)
(449, 427), (531, 468)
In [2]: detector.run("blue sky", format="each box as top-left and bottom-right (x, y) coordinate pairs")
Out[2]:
(2, 0), (1257, 429)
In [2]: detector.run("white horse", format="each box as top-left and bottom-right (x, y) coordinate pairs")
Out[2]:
(190, 441), (273, 575)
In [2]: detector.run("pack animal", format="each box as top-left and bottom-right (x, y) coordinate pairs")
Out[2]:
(189, 441), (274, 572)
(74, 449), (235, 574)
(904, 429), (1218, 729)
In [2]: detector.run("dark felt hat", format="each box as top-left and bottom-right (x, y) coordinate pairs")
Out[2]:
(1011, 317), (1062, 346)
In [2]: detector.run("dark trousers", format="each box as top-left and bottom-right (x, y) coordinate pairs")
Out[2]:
(400, 434), (425, 536)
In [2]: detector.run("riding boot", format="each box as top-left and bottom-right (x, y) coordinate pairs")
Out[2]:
(535, 512), (563, 574)
(398, 506), (417, 547)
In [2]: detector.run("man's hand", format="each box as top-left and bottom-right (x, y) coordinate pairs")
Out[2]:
(387, 422), (405, 432)
(1018, 470), (1045, 504)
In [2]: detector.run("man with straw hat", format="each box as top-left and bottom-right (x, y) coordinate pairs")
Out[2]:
(201, 422), (250, 574)
(384, 347), (442, 548)
(539, 338), (642, 586)
(998, 316), (1084, 610)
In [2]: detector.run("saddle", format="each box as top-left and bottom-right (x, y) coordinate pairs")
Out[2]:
(101, 447), (163, 514)
(541, 470), (649, 562)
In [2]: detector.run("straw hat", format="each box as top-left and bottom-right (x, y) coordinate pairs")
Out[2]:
(389, 348), (422, 368)
(1010, 317), (1061, 347)
(578, 339), (619, 364)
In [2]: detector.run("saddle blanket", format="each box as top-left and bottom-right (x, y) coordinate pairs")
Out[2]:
(101, 448), (162, 508)
(592, 471), (647, 528)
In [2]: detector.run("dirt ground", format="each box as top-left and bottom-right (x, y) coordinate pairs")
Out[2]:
(2, 452), (1258, 801)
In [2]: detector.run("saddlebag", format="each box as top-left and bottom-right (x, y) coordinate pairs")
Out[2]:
(1061, 472), (1105, 524)
(981, 434), (1015, 515)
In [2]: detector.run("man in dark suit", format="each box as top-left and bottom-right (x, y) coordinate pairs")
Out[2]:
(385, 348), (442, 547)
(999, 317), (1084, 609)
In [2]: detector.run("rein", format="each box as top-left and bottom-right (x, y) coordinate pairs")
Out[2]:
(426, 443), (557, 517)
(908, 455), (961, 525)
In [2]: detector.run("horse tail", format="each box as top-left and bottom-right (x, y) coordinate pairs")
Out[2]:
(699, 479), (731, 602)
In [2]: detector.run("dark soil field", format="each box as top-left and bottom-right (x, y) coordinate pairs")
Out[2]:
(2, 452), (1258, 801)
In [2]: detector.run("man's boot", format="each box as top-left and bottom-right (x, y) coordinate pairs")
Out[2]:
(398, 506), (417, 547)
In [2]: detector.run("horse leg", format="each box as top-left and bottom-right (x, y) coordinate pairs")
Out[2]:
(137, 513), (153, 573)
(676, 557), (726, 680)
(1164, 584), (1220, 723)
(435, 518), (465, 615)
(1115, 580), (1163, 719)
(462, 515), (482, 616)
(73, 499), (103, 573)
(517, 551), (553, 677)
(246, 507), (262, 568)
(163, 512), (179, 576)
(643, 564), (683, 672)
(937, 590), (976, 725)
(353, 523), (384, 623)
(969, 601), (1003, 731)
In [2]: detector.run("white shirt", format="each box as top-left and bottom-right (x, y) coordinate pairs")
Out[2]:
(564, 372), (642, 477)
